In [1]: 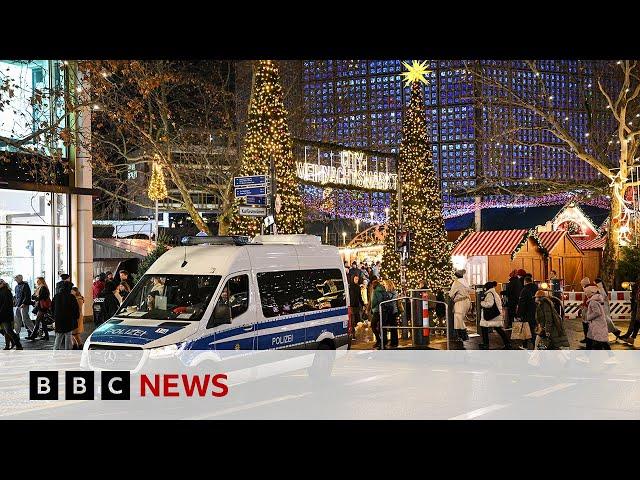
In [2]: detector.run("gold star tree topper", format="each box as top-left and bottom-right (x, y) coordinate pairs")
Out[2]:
(401, 60), (432, 86)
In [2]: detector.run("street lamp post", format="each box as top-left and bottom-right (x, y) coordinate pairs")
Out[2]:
(342, 231), (346, 246)
(355, 218), (360, 233)
(384, 207), (390, 221)
(369, 211), (375, 224)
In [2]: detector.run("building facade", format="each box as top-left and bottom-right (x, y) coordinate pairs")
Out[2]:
(300, 59), (611, 222)
(0, 60), (93, 318)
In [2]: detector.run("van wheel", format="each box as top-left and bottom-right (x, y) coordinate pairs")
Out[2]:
(308, 342), (335, 382)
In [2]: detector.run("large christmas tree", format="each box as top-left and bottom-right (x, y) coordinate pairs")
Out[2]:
(229, 60), (304, 237)
(382, 61), (453, 291)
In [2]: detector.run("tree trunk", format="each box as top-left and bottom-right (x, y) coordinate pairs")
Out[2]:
(602, 181), (624, 287)
(164, 161), (211, 235)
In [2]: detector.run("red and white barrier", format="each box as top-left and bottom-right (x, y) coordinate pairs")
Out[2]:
(562, 291), (632, 320)
(421, 292), (430, 337)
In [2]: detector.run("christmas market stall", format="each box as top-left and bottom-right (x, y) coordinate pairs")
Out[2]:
(531, 230), (587, 289)
(574, 236), (607, 284)
(451, 229), (546, 286)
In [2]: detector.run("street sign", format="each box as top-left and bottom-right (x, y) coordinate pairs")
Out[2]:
(245, 195), (267, 206)
(235, 186), (267, 197)
(239, 206), (267, 217)
(234, 175), (267, 188)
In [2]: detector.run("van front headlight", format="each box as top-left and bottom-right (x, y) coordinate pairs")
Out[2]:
(148, 344), (179, 359)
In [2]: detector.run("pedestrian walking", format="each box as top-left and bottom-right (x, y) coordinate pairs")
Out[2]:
(372, 261), (381, 278)
(620, 275), (640, 344)
(92, 272), (106, 299)
(71, 287), (85, 349)
(479, 281), (510, 349)
(51, 281), (79, 350)
(594, 277), (622, 340)
(449, 269), (473, 341)
(28, 277), (51, 341)
(534, 290), (569, 349)
(370, 278), (388, 349)
(516, 274), (538, 349)
(0, 279), (22, 350)
(349, 273), (365, 334)
(382, 279), (401, 348)
(13, 274), (34, 337)
(584, 285), (611, 350)
(502, 269), (523, 329)
(578, 277), (598, 344)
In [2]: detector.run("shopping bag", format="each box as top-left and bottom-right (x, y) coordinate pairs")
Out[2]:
(511, 320), (532, 340)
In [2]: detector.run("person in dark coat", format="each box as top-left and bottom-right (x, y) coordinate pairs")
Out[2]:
(0, 279), (22, 350)
(93, 281), (121, 327)
(516, 274), (538, 348)
(347, 262), (361, 283)
(55, 273), (72, 295)
(51, 281), (79, 350)
(620, 275), (640, 344)
(502, 269), (523, 329)
(348, 273), (364, 335)
(13, 274), (34, 336)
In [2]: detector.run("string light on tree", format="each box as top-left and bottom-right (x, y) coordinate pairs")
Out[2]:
(229, 60), (304, 237)
(147, 161), (168, 201)
(382, 60), (453, 290)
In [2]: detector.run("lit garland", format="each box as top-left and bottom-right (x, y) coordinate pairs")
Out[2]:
(381, 69), (453, 291)
(147, 161), (168, 201)
(527, 228), (549, 258)
(229, 60), (304, 236)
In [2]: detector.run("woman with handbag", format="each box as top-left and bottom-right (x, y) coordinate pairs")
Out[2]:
(28, 277), (51, 341)
(479, 281), (510, 349)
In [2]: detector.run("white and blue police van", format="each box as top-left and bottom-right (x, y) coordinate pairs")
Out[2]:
(82, 234), (351, 373)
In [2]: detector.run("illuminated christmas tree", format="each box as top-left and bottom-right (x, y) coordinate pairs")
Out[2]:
(382, 61), (453, 291)
(147, 161), (168, 201)
(380, 191), (400, 283)
(229, 60), (304, 237)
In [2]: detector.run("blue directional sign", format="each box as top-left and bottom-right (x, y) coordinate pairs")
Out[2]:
(234, 175), (267, 188)
(245, 195), (267, 206)
(235, 186), (267, 197)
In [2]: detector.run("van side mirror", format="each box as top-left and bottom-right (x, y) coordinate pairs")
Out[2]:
(207, 304), (232, 328)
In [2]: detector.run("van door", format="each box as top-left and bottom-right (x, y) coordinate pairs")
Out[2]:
(210, 273), (255, 350)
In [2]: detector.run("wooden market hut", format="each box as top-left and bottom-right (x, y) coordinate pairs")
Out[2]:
(451, 229), (547, 285)
(533, 230), (586, 289)
(574, 236), (606, 285)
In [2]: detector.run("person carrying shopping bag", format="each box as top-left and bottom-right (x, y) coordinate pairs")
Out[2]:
(479, 281), (510, 349)
(534, 290), (569, 350)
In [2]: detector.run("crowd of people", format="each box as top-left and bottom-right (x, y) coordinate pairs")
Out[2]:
(0, 273), (86, 350)
(345, 260), (403, 349)
(0, 268), (135, 351)
(91, 270), (134, 327)
(346, 257), (640, 352)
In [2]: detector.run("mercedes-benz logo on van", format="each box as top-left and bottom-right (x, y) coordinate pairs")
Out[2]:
(104, 351), (117, 364)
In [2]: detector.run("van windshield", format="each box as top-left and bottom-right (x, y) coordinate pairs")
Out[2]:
(116, 274), (221, 321)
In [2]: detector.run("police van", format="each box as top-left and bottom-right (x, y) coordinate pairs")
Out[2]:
(83, 235), (351, 372)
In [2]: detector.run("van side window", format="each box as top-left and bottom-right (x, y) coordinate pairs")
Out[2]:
(257, 269), (345, 318)
(300, 269), (346, 310)
(216, 275), (249, 320)
(256, 271), (301, 318)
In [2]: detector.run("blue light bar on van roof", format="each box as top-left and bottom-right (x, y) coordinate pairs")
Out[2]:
(180, 236), (251, 246)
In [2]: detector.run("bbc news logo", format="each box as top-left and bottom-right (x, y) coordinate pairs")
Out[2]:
(29, 371), (229, 400)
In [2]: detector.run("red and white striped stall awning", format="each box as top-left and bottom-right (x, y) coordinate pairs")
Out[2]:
(452, 229), (528, 256)
(534, 231), (566, 252)
(575, 237), (607, 250)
